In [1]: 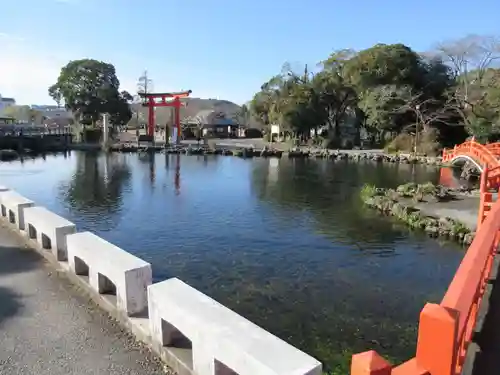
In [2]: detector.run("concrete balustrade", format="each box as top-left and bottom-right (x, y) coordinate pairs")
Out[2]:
(23, 206), (76, 261)
(148, 278), (322, 375)
(0, 187), (323, 374)
(0, 189), (35, 230)
(67, 231), (152, 316)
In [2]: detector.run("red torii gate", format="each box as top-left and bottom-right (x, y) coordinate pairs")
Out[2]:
(139, 90), (192, 142)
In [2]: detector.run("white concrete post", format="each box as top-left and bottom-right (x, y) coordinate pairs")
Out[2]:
(102, 113), (109, 145)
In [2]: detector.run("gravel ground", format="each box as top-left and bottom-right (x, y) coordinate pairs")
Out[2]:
(0, 223), (173, 375)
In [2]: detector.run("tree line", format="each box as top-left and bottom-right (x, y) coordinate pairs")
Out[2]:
(249, 34), (500, 152)
(8, 35), (495, 151)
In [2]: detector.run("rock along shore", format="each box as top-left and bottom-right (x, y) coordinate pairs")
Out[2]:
(361, 182), (476, 246)
(108, 143), (446, 166)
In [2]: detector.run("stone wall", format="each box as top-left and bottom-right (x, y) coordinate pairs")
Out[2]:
(0, 187), (322, 375)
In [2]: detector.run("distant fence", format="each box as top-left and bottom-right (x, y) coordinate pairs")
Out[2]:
(0, 125), (71, 137)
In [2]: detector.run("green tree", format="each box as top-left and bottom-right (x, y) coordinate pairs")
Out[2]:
(359, 85), (410, 140)
(250, 35), (499, 150)
(312, 71), (358, 139)
(342, 44), (426, 90)
(48, 59), (127, 127)
(233, 104), (251, 126)
(434, 35), (500, 136)
(109, 91), (133, 126)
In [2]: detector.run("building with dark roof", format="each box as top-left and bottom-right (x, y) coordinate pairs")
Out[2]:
(183, 110), (244, 138)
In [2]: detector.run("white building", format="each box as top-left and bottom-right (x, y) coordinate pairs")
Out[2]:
(30, 105), (72, 119)
(0, 94), (16, 115)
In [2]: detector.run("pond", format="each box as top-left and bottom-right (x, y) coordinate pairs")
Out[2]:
(0, 151), (465, 373)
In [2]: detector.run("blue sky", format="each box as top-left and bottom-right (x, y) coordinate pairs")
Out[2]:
(0, 0), (498, 105)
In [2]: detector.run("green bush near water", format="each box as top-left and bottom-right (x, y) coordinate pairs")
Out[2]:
(360, 183), (379, 202)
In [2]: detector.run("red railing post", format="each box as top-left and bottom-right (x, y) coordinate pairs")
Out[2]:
(351, 351), (392, 375)
(415, 303), (459, 375)
(481, 165), (488, 192)
(478, 192), (493, 229)
(478, 166), (491, 229)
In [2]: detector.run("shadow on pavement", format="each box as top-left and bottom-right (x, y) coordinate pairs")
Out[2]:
(0, 286), (22, 327)
(0, 244), (40, 276)
(0, 244), (41, 326)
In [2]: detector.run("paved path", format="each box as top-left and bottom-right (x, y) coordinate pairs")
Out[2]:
(412, 194), (480, 231)
(0, 223), (168, 375)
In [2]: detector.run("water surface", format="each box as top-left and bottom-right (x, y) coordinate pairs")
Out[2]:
(0, 152), (464, 371)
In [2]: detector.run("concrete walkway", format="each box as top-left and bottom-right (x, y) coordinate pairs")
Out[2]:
(412, 194), (480, 231)
(0, 223), (169, 375)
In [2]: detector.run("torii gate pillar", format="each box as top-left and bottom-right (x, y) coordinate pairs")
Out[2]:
(139, 90), (192, 143)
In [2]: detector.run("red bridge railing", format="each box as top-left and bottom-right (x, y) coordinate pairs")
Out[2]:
(485, 142), (500, 156)
(442, 140), (499, 169)
(351, 141), (500, 375)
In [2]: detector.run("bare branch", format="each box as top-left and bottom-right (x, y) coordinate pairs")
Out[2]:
(137, 70), (154, 95)
(434, 34), (500, 87)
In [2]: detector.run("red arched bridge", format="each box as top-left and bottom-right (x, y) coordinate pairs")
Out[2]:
(351, 139), (500, 375)
(442, 139), (500, 173)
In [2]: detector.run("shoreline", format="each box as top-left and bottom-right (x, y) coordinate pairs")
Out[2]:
(0, 135), (450, 167)
(361, 182), (477, 245)
(95, 141), (447, 166)
(0, 145), (447, 168)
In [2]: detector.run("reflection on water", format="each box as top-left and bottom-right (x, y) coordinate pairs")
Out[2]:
(439, 166), (478, 189)
(59, 152), (132, 231)
(0, 152), (465, 371)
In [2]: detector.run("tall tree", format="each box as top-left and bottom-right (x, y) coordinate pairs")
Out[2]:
(434, 35), (500, 136)
(48, 59), (128, 127)
(312, 71), (358, 138)
(249, 35), (500, 150)
(435, 35), (500, 102)
(342, 44), (426, 90)
(137, 70), (154, 95)
(109, 91), (133, 126)
(233, 104), (251, 126)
